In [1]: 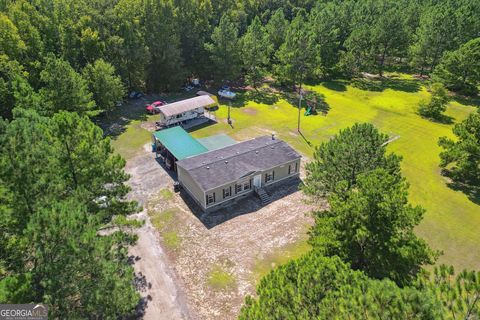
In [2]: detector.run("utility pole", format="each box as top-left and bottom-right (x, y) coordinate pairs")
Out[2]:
(297, 70), (304, 133)
(227, 102), (232, 126)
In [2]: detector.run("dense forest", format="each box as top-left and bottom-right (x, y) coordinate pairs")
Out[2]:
(1, 0), (480, 119)
(0, 0), (479, 318)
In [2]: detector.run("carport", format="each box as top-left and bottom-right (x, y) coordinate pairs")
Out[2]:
(152, 126), (208, 171)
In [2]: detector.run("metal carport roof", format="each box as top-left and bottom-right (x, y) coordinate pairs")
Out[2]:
(152, 126), (208, 160)
(159, 95), (215, 118)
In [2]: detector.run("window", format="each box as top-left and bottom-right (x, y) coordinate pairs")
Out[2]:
(236, 180), (252, 194)
(265, 171), (274, 183)
(206, 193), (215, 205)
(223, 186), (232, 198)
(289, 162), (299, 174)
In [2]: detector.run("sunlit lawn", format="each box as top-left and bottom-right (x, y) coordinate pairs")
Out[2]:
(111, 74), (479, 271)
(189, 75), (479, 271)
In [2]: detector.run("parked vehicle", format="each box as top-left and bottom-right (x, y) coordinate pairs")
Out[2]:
(146, 101), (165, 114)
(129, 91), (143, 99)
(218, 89), (236, 99)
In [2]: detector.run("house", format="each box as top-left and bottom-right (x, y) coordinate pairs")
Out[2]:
(176, 135), (301, 212)
(158, 95), (217, 127)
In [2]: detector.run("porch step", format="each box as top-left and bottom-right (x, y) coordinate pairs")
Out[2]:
(256, 188), (271, 205)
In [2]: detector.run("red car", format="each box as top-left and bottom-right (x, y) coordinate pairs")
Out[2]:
(146, 101), (164, 114)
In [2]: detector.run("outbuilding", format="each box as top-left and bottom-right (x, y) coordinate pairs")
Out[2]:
(158, 95), (217, 127)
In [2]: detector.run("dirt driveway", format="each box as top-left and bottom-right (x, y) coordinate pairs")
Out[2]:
(125, 150), (192, 319)
(126, 144), (315, 319)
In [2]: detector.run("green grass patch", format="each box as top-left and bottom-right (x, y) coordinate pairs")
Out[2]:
(112, 215), (144, 228)
(193, 74), (479, 270)
(111, 120), (151, 160)
(207, 265), (236, 290)
(149, 208), (177, 230)
(253, 239), (312, 281)
(148, 208), (182, 250)
(162, 231), (181, 250)
(159, 188), (173, 200)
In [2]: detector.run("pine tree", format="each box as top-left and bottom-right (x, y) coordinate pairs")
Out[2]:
(83, 59), (125, 113)
(438, 109), (480, 183)
(38, 54), (95, 115)
(418, 82), (450, 119)
(433, 37), (480, 95)
(311, 169), (436, 285)
(241, 16), (271, 89)
(143, 0), (185, 91)
(205, 13), (241, 82)
(303, 123), (402, 199)
(274, 12), (315, 88)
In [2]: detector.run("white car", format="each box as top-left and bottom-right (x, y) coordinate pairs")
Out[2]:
(218, 89), (236, 99)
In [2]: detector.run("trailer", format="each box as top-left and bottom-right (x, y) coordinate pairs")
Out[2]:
(157, 95), (217, 127)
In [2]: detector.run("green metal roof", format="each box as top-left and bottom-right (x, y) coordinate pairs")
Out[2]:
(196, 134), (237, 151)
(153, 126), (208, 160)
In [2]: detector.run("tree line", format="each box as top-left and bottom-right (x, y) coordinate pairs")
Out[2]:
(1, 0), (480, 119)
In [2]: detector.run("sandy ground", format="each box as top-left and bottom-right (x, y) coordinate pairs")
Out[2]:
(125, 143), (315, 319)
(125, 151), (191, 319)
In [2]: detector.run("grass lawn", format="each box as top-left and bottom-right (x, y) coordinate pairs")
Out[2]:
(111, 74), (479, 271)
(111, 119), (152, 160)
(188, 74), (479, 270)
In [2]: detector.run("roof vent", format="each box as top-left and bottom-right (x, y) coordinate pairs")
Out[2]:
(225, 160), (228, 164)
(272, 133), (275, 140)
(255, 150), (259, 154)
(206, 166), (210, 169)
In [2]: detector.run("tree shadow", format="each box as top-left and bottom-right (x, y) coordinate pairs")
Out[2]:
(93, 92), (197, 138)
(218, 90), (247, 108)
(244, 89), (279, 105)
(321, 80), (348, 92)
(126, 256), (153, 319)
(179, 177), (302, 229)
(280, 90), (331, 116)
(420, 113), (455, 125)
(442, 170), (480, 205)
(447, 181), (480, 205)
(452, 94), (480, 108)
(351, 77), (421, 93)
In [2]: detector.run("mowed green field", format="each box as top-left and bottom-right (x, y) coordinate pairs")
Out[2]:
(189, 75), (479, 270)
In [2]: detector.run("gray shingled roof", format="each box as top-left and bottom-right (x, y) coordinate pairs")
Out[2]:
(176, 136), (301, 191)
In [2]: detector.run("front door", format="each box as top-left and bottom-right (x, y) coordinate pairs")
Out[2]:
(253, 174), (262, 188)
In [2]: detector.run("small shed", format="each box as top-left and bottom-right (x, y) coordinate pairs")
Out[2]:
(152, 126), (208, 170)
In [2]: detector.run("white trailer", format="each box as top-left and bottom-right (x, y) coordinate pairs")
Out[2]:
(158, 95), (216, 127)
